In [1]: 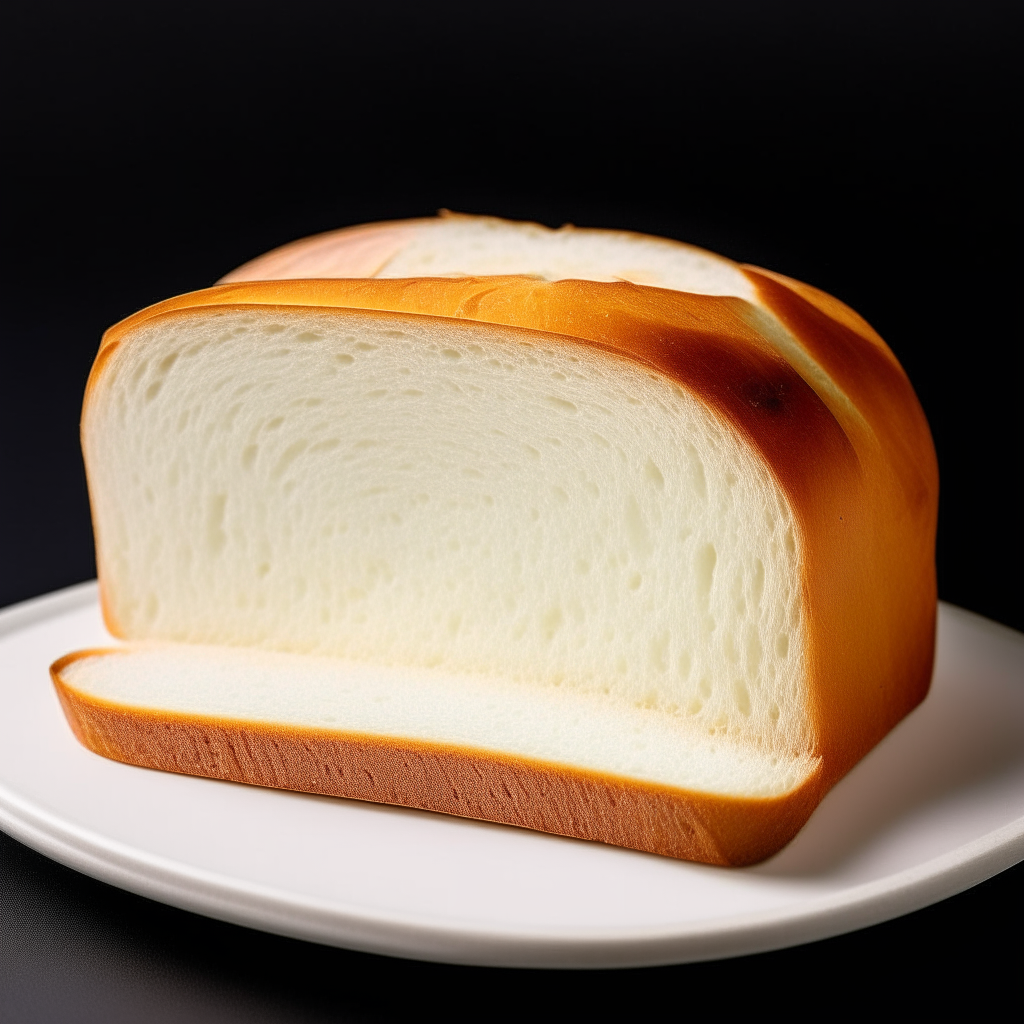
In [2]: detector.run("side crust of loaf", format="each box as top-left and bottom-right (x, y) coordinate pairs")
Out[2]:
(52, 650), (825, 866)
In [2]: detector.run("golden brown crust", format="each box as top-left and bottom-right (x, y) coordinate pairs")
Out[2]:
(741, 269), (938, 782)
(79, 272), (938, 860)
(51, 652), (825, 866)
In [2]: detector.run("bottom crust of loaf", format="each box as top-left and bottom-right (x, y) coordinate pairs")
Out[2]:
(52, 665), (825, 866)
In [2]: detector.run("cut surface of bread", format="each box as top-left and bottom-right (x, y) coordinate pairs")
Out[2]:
(61, 244), (939, 865)
(84, 305), (809, 763)
(220, 211), (759, 301)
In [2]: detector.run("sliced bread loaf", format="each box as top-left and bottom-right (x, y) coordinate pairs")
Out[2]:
(53, 251), (938, 864)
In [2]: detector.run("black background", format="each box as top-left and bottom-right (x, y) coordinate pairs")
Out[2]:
(0, 1), (1020, 1018)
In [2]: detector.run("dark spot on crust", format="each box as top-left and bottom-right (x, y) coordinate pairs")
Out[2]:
(740, 377), (788, 413)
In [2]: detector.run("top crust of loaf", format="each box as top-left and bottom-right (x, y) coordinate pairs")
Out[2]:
(219, 212), (758, 301)
(85, 273), (938, 797)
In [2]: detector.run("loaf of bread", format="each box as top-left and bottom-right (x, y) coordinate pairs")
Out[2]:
(52, 219), (938, 865)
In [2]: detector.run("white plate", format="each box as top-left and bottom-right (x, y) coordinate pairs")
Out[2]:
(1, 584), (1022, 968)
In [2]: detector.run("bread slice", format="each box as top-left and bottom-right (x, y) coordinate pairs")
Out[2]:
(53, 642), (822, 865)
(55, 264), (937, 865)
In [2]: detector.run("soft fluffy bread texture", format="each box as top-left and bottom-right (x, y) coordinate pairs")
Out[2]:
(84, 306), (810, 756)
(54, 223), (939, 865)
(55, 643), (818, 799)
